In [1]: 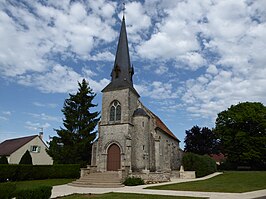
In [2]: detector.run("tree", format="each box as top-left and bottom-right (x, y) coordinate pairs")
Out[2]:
(19, 150), (33, 164)
(0, 156), (8, 164)
(184, 125), (220, 155)
(47, 79), (100, 165)
(215, 102), (266, 169)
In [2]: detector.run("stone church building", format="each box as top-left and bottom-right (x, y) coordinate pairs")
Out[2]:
(91, 17), (182, 174)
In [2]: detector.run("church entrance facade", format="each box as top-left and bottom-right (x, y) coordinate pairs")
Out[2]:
(90, 16), (182, 175)
(107, 144), (121, 171)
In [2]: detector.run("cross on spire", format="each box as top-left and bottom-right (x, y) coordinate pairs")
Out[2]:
(122, 2), (126, 18)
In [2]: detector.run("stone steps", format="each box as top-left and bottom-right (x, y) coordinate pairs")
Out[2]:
(69, 172), (124, 188)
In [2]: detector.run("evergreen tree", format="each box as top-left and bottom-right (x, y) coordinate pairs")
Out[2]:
(19, 150), (33, 164)
(47, 79), (100, 165)
(0, 156), (8, 164)
(184, 126), (220, 155)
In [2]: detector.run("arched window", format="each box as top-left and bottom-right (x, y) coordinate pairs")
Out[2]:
(110, 100), (121, 121)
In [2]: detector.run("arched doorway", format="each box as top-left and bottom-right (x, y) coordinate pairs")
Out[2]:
(107, 144), (121, 171)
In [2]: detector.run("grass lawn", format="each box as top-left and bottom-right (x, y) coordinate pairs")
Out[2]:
(1, 179), (74, 190)
(59, 193), (205, 199)
(147, 171), (266, 193)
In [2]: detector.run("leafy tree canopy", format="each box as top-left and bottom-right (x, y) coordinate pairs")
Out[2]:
(215, 102), (266, 169)
(47, 79), (100, 166)
(19, 150), (33, 164)
(184, 125), (220, 155)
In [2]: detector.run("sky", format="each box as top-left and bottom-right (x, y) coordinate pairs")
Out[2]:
(0, 0), (266, 149)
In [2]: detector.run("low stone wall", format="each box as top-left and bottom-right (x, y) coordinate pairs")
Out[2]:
(180, 171), (196, 179)
(80, 165), (97, 178)
(170, 170), (180, 178)
(130, 172), (170, 183)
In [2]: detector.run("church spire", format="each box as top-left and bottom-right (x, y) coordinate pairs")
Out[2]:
(111, 16), (133, 85)
(102, 16), (138, 97)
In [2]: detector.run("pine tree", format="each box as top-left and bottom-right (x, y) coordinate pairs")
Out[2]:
(19, 150), (33, 164)
(47, 79), (100, 165)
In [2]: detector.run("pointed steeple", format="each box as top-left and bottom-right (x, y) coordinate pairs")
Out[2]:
(102, 17), (139, 97)
(111, 16), (132, 84)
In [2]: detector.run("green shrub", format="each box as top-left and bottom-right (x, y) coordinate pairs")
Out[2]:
(0, 156), (8, 164)
(123, 177), (144, 186)
(16, 165), (33, 181)
(0, 164), (80, 181)
(15, 186), (52, 199)
(0, 165), (18, 182)
(0, 183), (16, 199)
(49, 164), (80, 179)
(182, 152), (217, 178)
(19, 150), (32, 165)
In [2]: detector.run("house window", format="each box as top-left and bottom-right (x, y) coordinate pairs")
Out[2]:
(30, 145), (40, 153)
(110, 100), (121, 121)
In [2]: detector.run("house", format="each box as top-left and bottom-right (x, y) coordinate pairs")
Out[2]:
(0, 133), (53, 165)
(210, 153), (225, 165)
(90, 16), (182, 173)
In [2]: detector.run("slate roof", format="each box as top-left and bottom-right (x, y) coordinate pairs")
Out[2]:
(133, 108), (149, 117)
(0, 135), (38, 156)
(102, 16), (139, 97)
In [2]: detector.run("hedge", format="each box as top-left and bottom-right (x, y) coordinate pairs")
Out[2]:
(182, 152), (217, 178)
(123, 177), (144, 186)
(0, 164), (80, 182)
(15, 186), (52, 199)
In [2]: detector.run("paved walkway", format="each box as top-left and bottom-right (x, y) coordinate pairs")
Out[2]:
(51, 172), (266, 199)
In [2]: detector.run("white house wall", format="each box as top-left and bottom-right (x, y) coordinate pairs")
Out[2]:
(9, 137), (53, 165)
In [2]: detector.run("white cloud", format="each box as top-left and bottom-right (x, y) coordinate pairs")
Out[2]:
(136, 1), (204, 70)
(0, 116), (8, 120)
(155, 65), (168, 74)
(206, 64), (218, 75)
(0, 0), (117, 82)
(0, 111), (11, 121)
(136, 0), (266, 120)
(28, 113), (60, 122)
(2, 111), (11, 116)
(33, 102), (57, 108)
(124, 2), (151, 35)
(1, 0), (266, 124)
(89, 51), (114, 61)
(136, 81), (178, 100)
(17, 64), (109, 93)
(25, 121), (51, 131)
(179, 52), (206, 70)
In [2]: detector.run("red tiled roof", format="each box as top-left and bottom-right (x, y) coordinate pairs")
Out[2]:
(140, 105), (180, 142)
(153, 114), (180, 142)
(210, 153), (225, 162)
(0, 135), (38, 156)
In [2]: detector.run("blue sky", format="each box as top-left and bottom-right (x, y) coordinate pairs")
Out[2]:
(1, 0), (266, 149)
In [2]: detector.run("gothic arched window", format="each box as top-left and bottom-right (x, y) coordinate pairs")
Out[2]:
(110, 100), (121, 121)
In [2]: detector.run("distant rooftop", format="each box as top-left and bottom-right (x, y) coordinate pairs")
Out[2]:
(0, 135), (38, 156)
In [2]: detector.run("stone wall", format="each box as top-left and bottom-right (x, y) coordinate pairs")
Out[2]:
(131, 172), (170, 183)
(131, 115), (150, 171)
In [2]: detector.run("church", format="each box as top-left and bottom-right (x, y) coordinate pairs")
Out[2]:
(90, 16), (182, 174)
